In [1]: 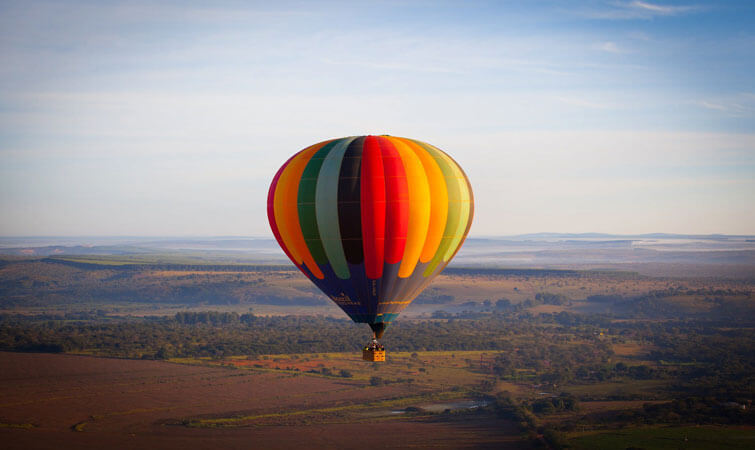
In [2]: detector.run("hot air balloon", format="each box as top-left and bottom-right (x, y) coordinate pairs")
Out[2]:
(267, 136), (473, 360)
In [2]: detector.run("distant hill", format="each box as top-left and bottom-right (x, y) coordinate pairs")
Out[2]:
(1, 235), (753, 275)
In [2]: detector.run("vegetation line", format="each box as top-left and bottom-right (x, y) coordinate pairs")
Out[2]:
(186, 391), (468, 428)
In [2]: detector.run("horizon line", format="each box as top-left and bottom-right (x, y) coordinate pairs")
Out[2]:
(1, 232), (754, 240)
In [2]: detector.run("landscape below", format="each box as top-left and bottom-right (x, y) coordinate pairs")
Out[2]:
(0, 237), (753, 449)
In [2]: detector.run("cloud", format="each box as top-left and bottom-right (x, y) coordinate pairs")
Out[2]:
(629, 1), (693, 15)
(321, 58), (464, 74)
(555, 96), (613, 109)
(578, 1), (701, 20)
(697, 93), (755, 117)
(596, 41), (623, 53)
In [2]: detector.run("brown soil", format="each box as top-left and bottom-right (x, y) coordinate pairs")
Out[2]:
(612, 342), (649, 357)
(0, 352), (522, 449)
(579, 400), (666, 413)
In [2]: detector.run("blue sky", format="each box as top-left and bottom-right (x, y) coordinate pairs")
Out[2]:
(1, 0), (753, 236)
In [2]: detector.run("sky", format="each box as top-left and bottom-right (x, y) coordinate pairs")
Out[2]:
(1, 0), (753, 237)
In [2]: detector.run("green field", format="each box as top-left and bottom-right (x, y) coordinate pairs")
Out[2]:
(570, 425), (755, 450)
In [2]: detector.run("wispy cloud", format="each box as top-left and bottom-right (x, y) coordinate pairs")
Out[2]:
(698, 94), (755, 117)
(578, 1), (701, 20)
(320, 58), (464, 74)
(595, 41), (624, 53)
(629, 1), (695, 15)
(555, 96), (613, 109)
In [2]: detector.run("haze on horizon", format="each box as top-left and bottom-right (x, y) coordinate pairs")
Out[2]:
(1, 0), (754, 237)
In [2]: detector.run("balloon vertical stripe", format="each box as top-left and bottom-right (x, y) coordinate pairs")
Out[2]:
(268, 154), (299, 268)
(406, 139), (448, 263)
(380, 138), (409, 265)
(316, 137), (355, 279)
(425, 142), (473, 262)
(298, 141), (336, 265)
(385, 136), (431, 278)
(448, 169), (475, 262)
(360, 136), (386, 279)
(273, 142), (328, 279)
(338, 137), (365, 265)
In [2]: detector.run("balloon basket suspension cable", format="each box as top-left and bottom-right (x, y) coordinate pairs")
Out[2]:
(362, 332), (386, 362)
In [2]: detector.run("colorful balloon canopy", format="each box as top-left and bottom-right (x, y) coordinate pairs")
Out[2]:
(267, 135), (473, 337)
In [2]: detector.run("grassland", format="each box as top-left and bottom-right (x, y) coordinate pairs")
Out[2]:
(2, 256), (751, 320)
(3, 335), (750, 448)
(570, 425), (755, 449)
(1, 317), (753, 449)
(0, 250), (753, 449)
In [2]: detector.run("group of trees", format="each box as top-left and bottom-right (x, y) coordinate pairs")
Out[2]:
(528, 394), (580, 414)
(585, 288), (754, 320)
(636, 396), (754, 425)
(2, 313), (752, 400)
(173, 311), (250, 325)
(0, 313), (530, 358)
(493, 391), (753, 450)
(0, 260), (322, 307)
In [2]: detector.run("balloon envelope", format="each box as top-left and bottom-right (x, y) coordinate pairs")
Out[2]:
(267, 136), (473, 336)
